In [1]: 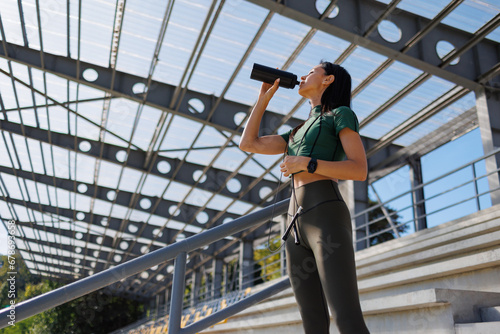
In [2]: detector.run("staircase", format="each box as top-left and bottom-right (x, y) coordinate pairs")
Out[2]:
(200, 204), (500, 333)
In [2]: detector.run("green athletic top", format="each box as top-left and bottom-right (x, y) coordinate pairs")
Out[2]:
(280, 105), (359, 162)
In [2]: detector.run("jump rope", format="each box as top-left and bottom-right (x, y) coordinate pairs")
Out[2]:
(266, 113), (323, 253)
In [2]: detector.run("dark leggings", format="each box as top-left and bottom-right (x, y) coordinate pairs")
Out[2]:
(285, 180), (369, 334)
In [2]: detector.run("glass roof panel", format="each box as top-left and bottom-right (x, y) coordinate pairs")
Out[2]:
(0, 0), (24, 46)
(223, 13), (311, 110)
(152, 0), (211, 86)
(395, 92), (476, 146)
(187, 0), (269, 97)
(141, 174), (169, 197)
(353, 61), (423, 124)
(441, 0), (499, 34)
(341, 47), (388, 93)
(38, 0), (68, 56)
(71, 0), (115, 66)
(361, 76), (455, 140)
(97, 160), (123, 188)
(130, 105), (162, 150)
(115, 0), (167, 77)
(486, 26), (500, 43)
(396, 0), (452, 20)
(159, 116), (203, 152)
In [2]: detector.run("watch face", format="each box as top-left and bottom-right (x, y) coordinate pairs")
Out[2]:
(308, 159), (317, 173)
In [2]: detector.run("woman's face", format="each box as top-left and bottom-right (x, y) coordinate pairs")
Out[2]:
(298, 65), (331, 98)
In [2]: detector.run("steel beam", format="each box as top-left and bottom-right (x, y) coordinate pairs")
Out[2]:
(0, 42), (302, 136)
(246, 0), (499, 90)
(0, 120), (285, 205)
(0, 165), (240, 228)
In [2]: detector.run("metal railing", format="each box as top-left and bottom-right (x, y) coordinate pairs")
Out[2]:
(0, 198), (290, 332)
(353, 148), (500, 250)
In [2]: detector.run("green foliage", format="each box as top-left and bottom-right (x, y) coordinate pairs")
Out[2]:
(367, 199), (409, 246)
(253, 237), (282, 282)
(0, 255), (144, 334)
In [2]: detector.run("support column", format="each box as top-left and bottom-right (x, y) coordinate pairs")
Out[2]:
(239, 239), (254, 289)
(409, 155), (427, 231)
(475, 87), (500, 205)
(212, 258), (223, 299)
(190, 269), (202, 307)
(340, 179), (369, 251)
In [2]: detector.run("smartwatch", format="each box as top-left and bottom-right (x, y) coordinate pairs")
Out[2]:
(307, 158), (318, 173)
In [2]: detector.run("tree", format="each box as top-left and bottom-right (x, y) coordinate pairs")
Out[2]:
(0, 255), (144, 334)
(367, 199), (408, 246)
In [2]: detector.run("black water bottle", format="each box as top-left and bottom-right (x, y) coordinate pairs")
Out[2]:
(250, 63), (299, 89)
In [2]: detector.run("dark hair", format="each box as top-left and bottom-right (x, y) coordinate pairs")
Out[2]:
(290, 61), (352, 140)
(319, 61), (351, 113)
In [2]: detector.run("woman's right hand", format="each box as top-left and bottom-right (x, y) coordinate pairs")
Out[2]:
(259, 78), (280, 103)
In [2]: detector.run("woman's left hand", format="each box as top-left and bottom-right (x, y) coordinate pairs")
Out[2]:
(280, 156), (308, 177)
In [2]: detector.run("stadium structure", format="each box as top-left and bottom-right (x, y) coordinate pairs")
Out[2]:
(0, 0), (500, 333)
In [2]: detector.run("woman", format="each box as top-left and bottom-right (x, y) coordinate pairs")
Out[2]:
(239, 61), (370, 333)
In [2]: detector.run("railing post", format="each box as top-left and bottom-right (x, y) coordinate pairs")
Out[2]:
(168, 252), (187, 334)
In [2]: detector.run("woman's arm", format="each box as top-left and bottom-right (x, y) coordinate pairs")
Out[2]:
(239, 80), (288, 155)
(279, 127), (367, 181)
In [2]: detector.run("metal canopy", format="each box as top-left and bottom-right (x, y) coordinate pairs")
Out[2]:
(0, 0), (498, 300)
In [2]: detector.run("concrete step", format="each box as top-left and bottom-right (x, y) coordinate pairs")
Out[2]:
(201, 288), (500, 333)
(481, 306), (500, 322)
(455, 321), (500, 334)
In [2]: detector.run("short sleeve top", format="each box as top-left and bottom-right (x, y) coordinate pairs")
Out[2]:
(279, 105), (359, 162)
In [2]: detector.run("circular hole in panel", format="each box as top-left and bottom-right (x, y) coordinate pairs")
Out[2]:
(226, 178), (241, 193)
(188, 98), (205, 114)
(141, 246), (150, 254)
(151, 265), (158, 271)
(79, 141), (91, 152)
(139, 198), (152, 210)
(157, 161), (171, 174)
(128, 224), (139, 233)
(77, 183), (88, 193)
(88, 270), (94, 275)
(153, 228), (163, 238)
(116, 150), (128, 163)
(223, 217), (233, 224)
(167, 265), (174, 274)
(140, 271), (149, 279)
(76, 232), (83, 240)
(202, 245), (209, 250)
(196, 212), (209, 225)
(96, 236), (103, 244)
(107, 190), (116, 201)
(75, 258), (81, 264)
(75, 247), (82, 253)
(436, 40), (459, 65)
(114, 254), (122, 262)
(93, 250), (99, 258)
(377, 20), (402, 43)
(156, 274), (165, 281)
(76, 212), (85, 221)
(233, 112), (247, 126)
(132, 82), (148, 95)
(315, 0), (339, 18)
(176, 234), (186, 242)
(82, 68), (98, 82)
(74, 267), (80, 273)
(90, 262), (96, 268)
(259, 186), (273, 202)
(101, 218), (108, 226)
(120, 241), (129, 250)
(169, 205), (180, 217)
(192, 170), (207, 183)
